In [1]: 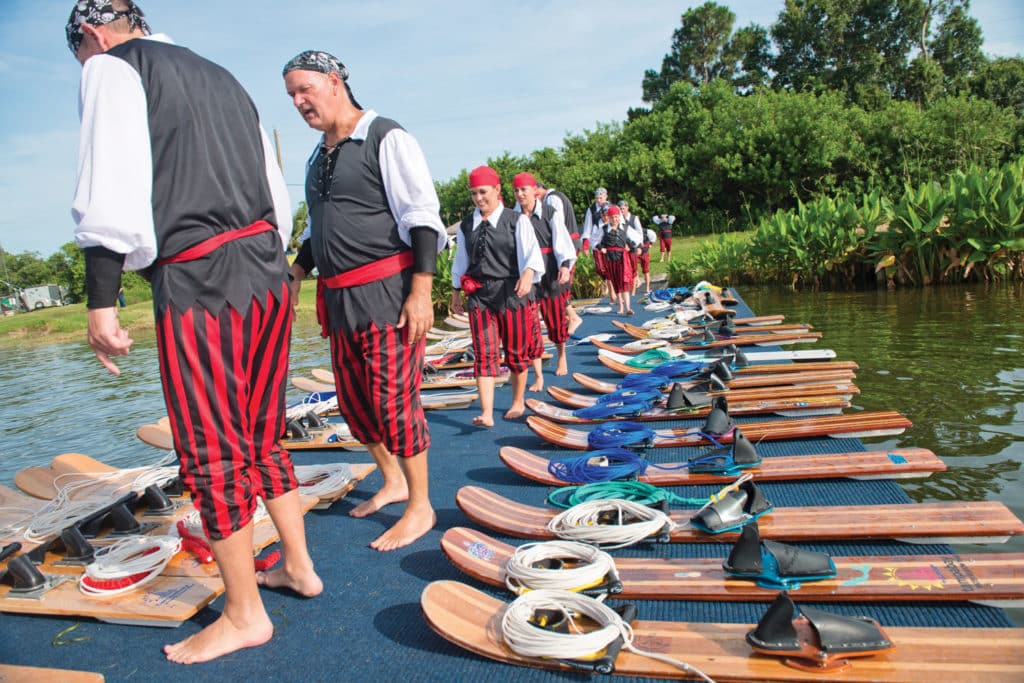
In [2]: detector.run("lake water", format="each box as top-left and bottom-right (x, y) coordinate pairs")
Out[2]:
(1, 282), (1021, 622)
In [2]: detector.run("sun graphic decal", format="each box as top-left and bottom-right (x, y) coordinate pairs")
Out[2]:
(884, 565), (946, 591)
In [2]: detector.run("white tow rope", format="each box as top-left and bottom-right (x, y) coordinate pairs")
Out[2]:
(546, 499), (676, 549)
(503, 540), (618, 596)
(79, 534), (181, 597)
(500, 589), (715, 682)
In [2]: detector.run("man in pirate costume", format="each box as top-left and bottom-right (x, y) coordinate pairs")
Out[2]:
(581, 186), (611, 253)
(450, 166), (544, 427)
(596, 205), (637, 315)
(536, 182), (583, 336)
(618, 200), (644, 294)
(283, 51), (447, 552)
(66, 1), (320, 664)
(511, 173), (576, 387)
(654, 213), (676, 262)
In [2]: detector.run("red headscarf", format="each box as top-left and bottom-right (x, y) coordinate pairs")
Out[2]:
(513, 172), (537, 188)
(468, 166), (500, 187)
(605, 205), (621, 217)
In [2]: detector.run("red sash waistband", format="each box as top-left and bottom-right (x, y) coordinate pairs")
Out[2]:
(157, 220), (274, 266)
(605, 246), (626, 252)
(540, 247), (554, 254)
(321, 250), (414, 289)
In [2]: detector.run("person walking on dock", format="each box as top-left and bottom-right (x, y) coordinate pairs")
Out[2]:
(66, 0), (320, 664)
(284, 50), (446, 552)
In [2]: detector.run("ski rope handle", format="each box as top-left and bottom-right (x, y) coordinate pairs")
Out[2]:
(500, 589), (715, 682)
(503, 540), (618, 595)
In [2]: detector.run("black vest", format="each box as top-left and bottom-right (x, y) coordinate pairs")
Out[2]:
(109, 38), (285, 315)
(459, 209), (532, 312)
(523, 204), (568, 299)
(305, 116), (414, 333)
(600, 225), (627, 260)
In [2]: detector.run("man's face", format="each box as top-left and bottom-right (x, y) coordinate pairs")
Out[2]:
(470, 185), (501, 213)
(620, 204), (629, 215)
(596, 193), (607, 205)
(285, 70), (337, 131)
(513, 184), (536, 209)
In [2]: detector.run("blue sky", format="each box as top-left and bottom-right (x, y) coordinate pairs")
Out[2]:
(1, 0), (1022, 257)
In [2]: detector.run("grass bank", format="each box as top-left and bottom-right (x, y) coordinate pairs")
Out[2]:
(0, 231), (738, 349)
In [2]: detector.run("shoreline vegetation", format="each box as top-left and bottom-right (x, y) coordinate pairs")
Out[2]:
(0, 233), (720, 350)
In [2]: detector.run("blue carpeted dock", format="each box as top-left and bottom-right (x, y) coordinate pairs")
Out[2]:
(0, 291), (1014, 682)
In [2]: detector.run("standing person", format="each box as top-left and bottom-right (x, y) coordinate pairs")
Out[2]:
(283, 51), (447, 553)
(596, 206), (635, 315)
(66, 1), (320, 664)
(654, 213), (676, 262)
(581, 187), (611, 253)
(512, 173), (576, 387)
(537, 183), (583, 336)
(618, 200), (643, 295)
(637, 224), (658, 294)
(450, 166), (543, 426)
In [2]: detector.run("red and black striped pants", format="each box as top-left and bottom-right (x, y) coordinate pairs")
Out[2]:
(156, 282), (297, 541)
(329, 323), (429, 458)
(468, 303), (541, 375)
(537, 290), (571, 344)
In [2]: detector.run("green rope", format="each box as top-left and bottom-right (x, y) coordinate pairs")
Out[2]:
(547, 480), (707, 508)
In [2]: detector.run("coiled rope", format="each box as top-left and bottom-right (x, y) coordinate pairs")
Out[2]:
(499, 589), (715, 682)
(546, 499), (675, 549)
(79, 534), (181, 597)
(503, 540), (618, 595)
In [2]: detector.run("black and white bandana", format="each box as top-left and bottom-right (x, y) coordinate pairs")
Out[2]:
(66, 0), (151, 56)
(282, 50), (349, 80)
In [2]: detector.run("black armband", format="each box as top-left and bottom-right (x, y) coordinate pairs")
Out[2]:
(410, 227), (438, 274)
(561, 260), (571, 269)
(84, 246), (126, 309)
(294, 239), (315, 274)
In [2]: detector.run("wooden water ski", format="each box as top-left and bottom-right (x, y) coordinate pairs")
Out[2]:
(526, 395), (849, 422)
(590, 337), (836, 360)
(0, 664), (105, 682)
(565, 374), (859, 401)
(613, 318), (811, 337)
(526, 411), (912, 450)
(597, 352), (858, 376)
(592, 331), (823, 353)
(137, 418), (365, 452)
(596, 359), (857, 387)
(291, 376), (478, 410)
(455, 486), (1024, 544)
(421, 581), (1024, 682)
(498, 446), (946, 486)
(441, 526), (1024, 604)
(0, 566), (223, 628)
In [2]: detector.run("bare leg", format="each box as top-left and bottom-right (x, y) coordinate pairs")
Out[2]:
(566, 305), (582, 336)
(554, 342), (568, 376)
(370, 449), (435, 552)
(255, 489), (322, 596)
(623, 292), (633, 315)
(473, 375), (495, 427)
(528, 357), (544, 392)
(645, 272), (651, 294)
(164, 522), (273, 664)
(504, 370), (528, 419)
(350, 442), (409, 517)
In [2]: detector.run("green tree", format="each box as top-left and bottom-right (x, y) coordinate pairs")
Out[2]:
(971, 57), (1024, 116)
(642, 2), (770, 103)
(928, 1), (985, 94)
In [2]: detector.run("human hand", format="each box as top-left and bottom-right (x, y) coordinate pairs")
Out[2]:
(86, 307), (133, 375)
(557, 266), (571, 284)
(397, 287), (432, 344)
(515, 269), (534, 298)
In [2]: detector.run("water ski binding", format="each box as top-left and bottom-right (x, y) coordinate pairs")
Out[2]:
(723, 523), (836, 590)
(747, 592), (894, 673)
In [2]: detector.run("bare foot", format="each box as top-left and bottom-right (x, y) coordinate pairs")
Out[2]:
(370, 505), (436, 552)
(472, 414), (494, 428)
(164, 612), (273, 664)
(504, 406), (525, 420)
(555, 359), (568, 376)
(255, 564), (323, 597)
(567, 315), (582, 336)
(528, 380), (544, 392)
(349, 483), (408, 518)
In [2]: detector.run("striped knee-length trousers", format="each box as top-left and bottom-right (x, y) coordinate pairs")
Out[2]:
(156, 282), (297, 540)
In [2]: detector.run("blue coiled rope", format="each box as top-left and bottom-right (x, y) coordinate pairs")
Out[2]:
(546, 448), (689, 484)
(574, 400), (651, 420)
(620, 373), (672, 390)
(596, 389), (662, 405)
(587, 421), (657, 449)
(650, 359), (707, 378)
